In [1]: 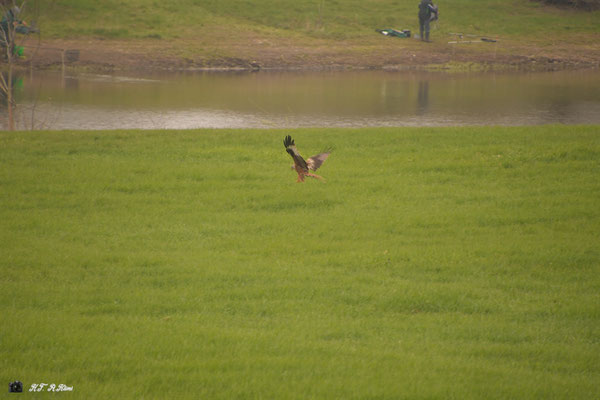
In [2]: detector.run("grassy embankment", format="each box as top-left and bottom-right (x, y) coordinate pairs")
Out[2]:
(36, 0), (599, 41)
(1, 126), (599, 398)
(29, 0), (600, 66)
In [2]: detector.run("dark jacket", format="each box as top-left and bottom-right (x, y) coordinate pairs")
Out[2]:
(419, 0), (434, 20)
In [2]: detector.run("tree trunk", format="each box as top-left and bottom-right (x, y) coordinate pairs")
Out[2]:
(7, 58), (13, 130)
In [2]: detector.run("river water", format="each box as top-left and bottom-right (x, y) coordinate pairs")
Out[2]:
(6, 69), (600, 130)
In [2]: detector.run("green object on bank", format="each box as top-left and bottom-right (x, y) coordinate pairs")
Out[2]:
(376, 28), (411, 38)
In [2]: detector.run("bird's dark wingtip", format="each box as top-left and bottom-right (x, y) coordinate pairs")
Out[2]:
(283, 135), (294, 148)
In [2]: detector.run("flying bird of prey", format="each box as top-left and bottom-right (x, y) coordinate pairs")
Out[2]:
(283, 135), (331, 182)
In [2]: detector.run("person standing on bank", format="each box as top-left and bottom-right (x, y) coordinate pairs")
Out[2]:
(418, 0), (438, 42)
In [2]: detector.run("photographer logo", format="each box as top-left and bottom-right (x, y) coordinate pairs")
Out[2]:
(8, 381), (23, 393)
(8, 381), (73, 393)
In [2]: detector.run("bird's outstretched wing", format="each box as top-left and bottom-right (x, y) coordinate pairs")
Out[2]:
(306, 151), (330, 171)
(283, 135), (308, 171)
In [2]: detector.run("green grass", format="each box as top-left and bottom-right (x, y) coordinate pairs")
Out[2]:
(1, 126), (599, 398)
(29, 0), (600, 42)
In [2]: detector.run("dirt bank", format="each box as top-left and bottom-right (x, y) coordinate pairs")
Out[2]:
(16, 34), (600, 73)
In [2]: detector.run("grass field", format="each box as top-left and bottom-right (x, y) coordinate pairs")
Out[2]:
(1, 126), (599, 398)
(32, 0), (600, 43)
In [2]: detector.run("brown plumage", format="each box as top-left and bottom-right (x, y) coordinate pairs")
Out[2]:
(283, 135), (331, 183)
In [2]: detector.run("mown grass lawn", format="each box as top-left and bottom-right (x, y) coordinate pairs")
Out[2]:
(1, 126), (599, 399)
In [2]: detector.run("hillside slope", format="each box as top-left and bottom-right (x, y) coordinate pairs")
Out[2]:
(17, 0), (600, 71)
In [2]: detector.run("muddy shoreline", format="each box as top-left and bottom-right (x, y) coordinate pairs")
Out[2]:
(14, 37), (600, 73)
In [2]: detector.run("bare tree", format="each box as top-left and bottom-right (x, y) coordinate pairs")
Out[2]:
(0, 0), (31, 130)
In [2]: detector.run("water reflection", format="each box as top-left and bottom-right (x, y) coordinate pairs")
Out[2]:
(0, 72), (25, 130)
(417, 81), (429, 115)
(3, 70), (600, 130)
